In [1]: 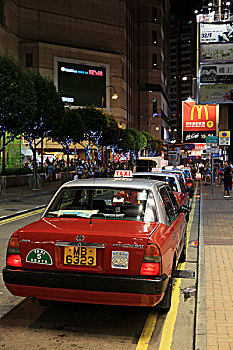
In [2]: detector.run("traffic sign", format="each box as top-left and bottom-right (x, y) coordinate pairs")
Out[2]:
(219, 138), (230, 146)
(206, 144), (218, 154)
(219, 131), (230, 146)
(206, 136), (218, 143)
(219, 131), (230, 138)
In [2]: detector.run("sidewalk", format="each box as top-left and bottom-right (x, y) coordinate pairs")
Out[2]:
(0, 180), (63, 219)
(202, 183), (233, 350)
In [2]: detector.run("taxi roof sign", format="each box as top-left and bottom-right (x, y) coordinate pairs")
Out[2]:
(152, 168), (162, 172)
(114, 170), (133, 178)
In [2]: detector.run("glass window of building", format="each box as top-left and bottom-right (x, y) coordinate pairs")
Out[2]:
(152, 7), (157, 22)
(152, 31), (157, 46)
(26, 53), (33, 68)
(152, 54), (157, 69)
(152, 99), (157, 116)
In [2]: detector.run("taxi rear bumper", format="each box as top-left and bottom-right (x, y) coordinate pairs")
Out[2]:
(3, 267), (169, 296)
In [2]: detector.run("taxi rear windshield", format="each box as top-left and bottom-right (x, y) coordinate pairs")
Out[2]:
(45, 187), (158, 222)
(134, 174), (178, 192)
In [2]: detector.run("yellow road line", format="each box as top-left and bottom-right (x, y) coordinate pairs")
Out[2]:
(0, 209), (44, 226)
(158, 186), (197, 350)
(136, 185), (198, 350)
(136, 311), (158, 350)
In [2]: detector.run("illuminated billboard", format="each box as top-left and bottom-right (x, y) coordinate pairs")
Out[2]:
(198, 21), (233, 104)
(55, 59), (107, 107)
(200, 22), (233, 43)
(182, 101), (219, 143)
(200, 43), (233, 64)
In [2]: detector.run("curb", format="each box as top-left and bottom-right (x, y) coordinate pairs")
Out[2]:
(195, 184), (207, 350)
(0, 205), (47, 221)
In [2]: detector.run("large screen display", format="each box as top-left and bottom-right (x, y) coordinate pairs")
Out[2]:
(57, 61), (106, 107)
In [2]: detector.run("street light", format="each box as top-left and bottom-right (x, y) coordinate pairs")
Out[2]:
(101, 85), (118, 108)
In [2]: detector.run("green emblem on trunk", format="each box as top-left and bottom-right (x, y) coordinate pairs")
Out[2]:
(26, 248), (52, 265)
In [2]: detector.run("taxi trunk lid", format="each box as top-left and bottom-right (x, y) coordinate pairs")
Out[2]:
(18, 217), (159, 276)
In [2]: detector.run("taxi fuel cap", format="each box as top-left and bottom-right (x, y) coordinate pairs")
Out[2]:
(114, 170), (133, 178)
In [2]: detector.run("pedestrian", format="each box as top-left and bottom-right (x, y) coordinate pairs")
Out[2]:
(218, 164), (223, 185)
(203, 164), (210, 185)
(223, 161), (232, 198)
(47, 162), (54, 183)
(76, 161), (84, 179)
(94, 161), (99, 178)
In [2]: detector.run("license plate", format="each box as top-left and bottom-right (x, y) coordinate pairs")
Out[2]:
(64, 246), (96, 266)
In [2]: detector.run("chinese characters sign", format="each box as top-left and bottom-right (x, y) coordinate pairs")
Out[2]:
(182, 101), (219, 143)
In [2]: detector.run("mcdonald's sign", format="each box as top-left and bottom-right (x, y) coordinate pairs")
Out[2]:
(182, 101), (219, 143)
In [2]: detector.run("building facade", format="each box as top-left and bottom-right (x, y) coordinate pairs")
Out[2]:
(0, 0), (170, 144)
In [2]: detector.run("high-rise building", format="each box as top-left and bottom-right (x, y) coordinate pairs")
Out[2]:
(169, 14), (196, 140)
(0, 0), (170, 141)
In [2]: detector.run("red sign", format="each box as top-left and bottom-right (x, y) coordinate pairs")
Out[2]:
(114, 170), (133, 178)
(195, 144), (205, 150)
(182, 101), (219, 143)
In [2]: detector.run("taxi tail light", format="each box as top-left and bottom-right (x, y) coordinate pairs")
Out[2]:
(140, 244), (161, 276)
(6, 234), (22, 268)
(187, 183), (193, 187)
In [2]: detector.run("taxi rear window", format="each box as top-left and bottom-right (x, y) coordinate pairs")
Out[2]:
(134, 174), (178, 192)
(45, 187), (158, 222)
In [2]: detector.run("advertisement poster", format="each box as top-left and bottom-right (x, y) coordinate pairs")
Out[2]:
(182, 101), (219, 143)
(200, 64), (233, 83)
(199, 84), (233, 103)
(200, 22), (233, 43)
(200, 43), (233, 63)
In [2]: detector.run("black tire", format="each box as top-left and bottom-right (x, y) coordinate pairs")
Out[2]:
(37, 299), (53, 308)
(186, 212), (189, 222)
(157, 278), (172, 312)
(179, 234), (186, 263)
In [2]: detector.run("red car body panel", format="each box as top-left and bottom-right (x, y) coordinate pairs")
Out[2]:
(5, 284), (163, 307)
(17, 218), (158, 275)
(3, 180), (187, 308)
(173, 191), (189, 206)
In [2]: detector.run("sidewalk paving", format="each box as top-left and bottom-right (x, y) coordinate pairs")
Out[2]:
(0, 180), (63, 219)
(202, 183), (233, 350)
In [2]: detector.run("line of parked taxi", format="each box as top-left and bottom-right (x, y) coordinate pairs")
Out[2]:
(3, 166), (194, 312)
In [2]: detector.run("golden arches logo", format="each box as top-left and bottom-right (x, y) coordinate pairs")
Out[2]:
(190, 105), (209, 121)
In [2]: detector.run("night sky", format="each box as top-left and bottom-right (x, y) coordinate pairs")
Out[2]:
(171, 0), (204, 19)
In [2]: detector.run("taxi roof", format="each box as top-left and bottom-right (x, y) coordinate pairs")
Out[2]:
(134, 172), (179, 179)
(60, 177), (164, 191)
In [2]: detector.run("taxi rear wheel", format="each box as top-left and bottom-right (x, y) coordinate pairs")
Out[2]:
(179, 234), (186, 263)
(157, 277), (172, 312)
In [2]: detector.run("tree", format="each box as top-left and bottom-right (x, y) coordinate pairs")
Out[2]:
(0, 53), (37, 174)
(141, 131), (160, 157)
(101, 114), (120, 163)
(117, 129), (135, 160)
(127, 128), (147, 159)
(22, 71), (64, 188)
(78, 106), (108, 161)
(51, 108), (84, 172)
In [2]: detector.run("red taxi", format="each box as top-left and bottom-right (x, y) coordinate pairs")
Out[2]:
(3, 177), (188, 311)
(133, 172), (190, 221)
(182, 168), (195, 198)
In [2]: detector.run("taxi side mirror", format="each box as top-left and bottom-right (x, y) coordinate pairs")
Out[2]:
(180, 205), (191, 213)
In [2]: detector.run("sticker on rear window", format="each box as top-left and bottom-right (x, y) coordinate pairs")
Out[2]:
(26, 248), (52, 265)
(111, 251), (129, 269)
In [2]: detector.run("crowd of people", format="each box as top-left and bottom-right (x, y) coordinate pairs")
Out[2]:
(192, 161), (232, 198)
(23, 155), (233, 198)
